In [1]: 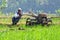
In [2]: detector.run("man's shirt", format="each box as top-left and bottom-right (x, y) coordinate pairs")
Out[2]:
(14, 13), (19, 18)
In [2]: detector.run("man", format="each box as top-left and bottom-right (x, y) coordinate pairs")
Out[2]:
(12, 8), (22, 25)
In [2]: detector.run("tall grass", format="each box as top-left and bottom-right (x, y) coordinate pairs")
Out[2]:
(0, 17), (60, 40)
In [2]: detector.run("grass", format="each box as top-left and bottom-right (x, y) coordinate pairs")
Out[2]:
(0, 17), (60, 40)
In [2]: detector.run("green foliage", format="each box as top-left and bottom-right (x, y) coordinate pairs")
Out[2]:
(2, 0), (7, 7)
(0, 0), (7, 10)
(55, 9), (60, 16)
(55, 9), (60, 13)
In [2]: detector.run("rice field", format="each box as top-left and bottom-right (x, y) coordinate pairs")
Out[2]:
(0, 17), (60, 40)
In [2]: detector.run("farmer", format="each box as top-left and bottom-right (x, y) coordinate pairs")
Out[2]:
(12, 8), (22, 25)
